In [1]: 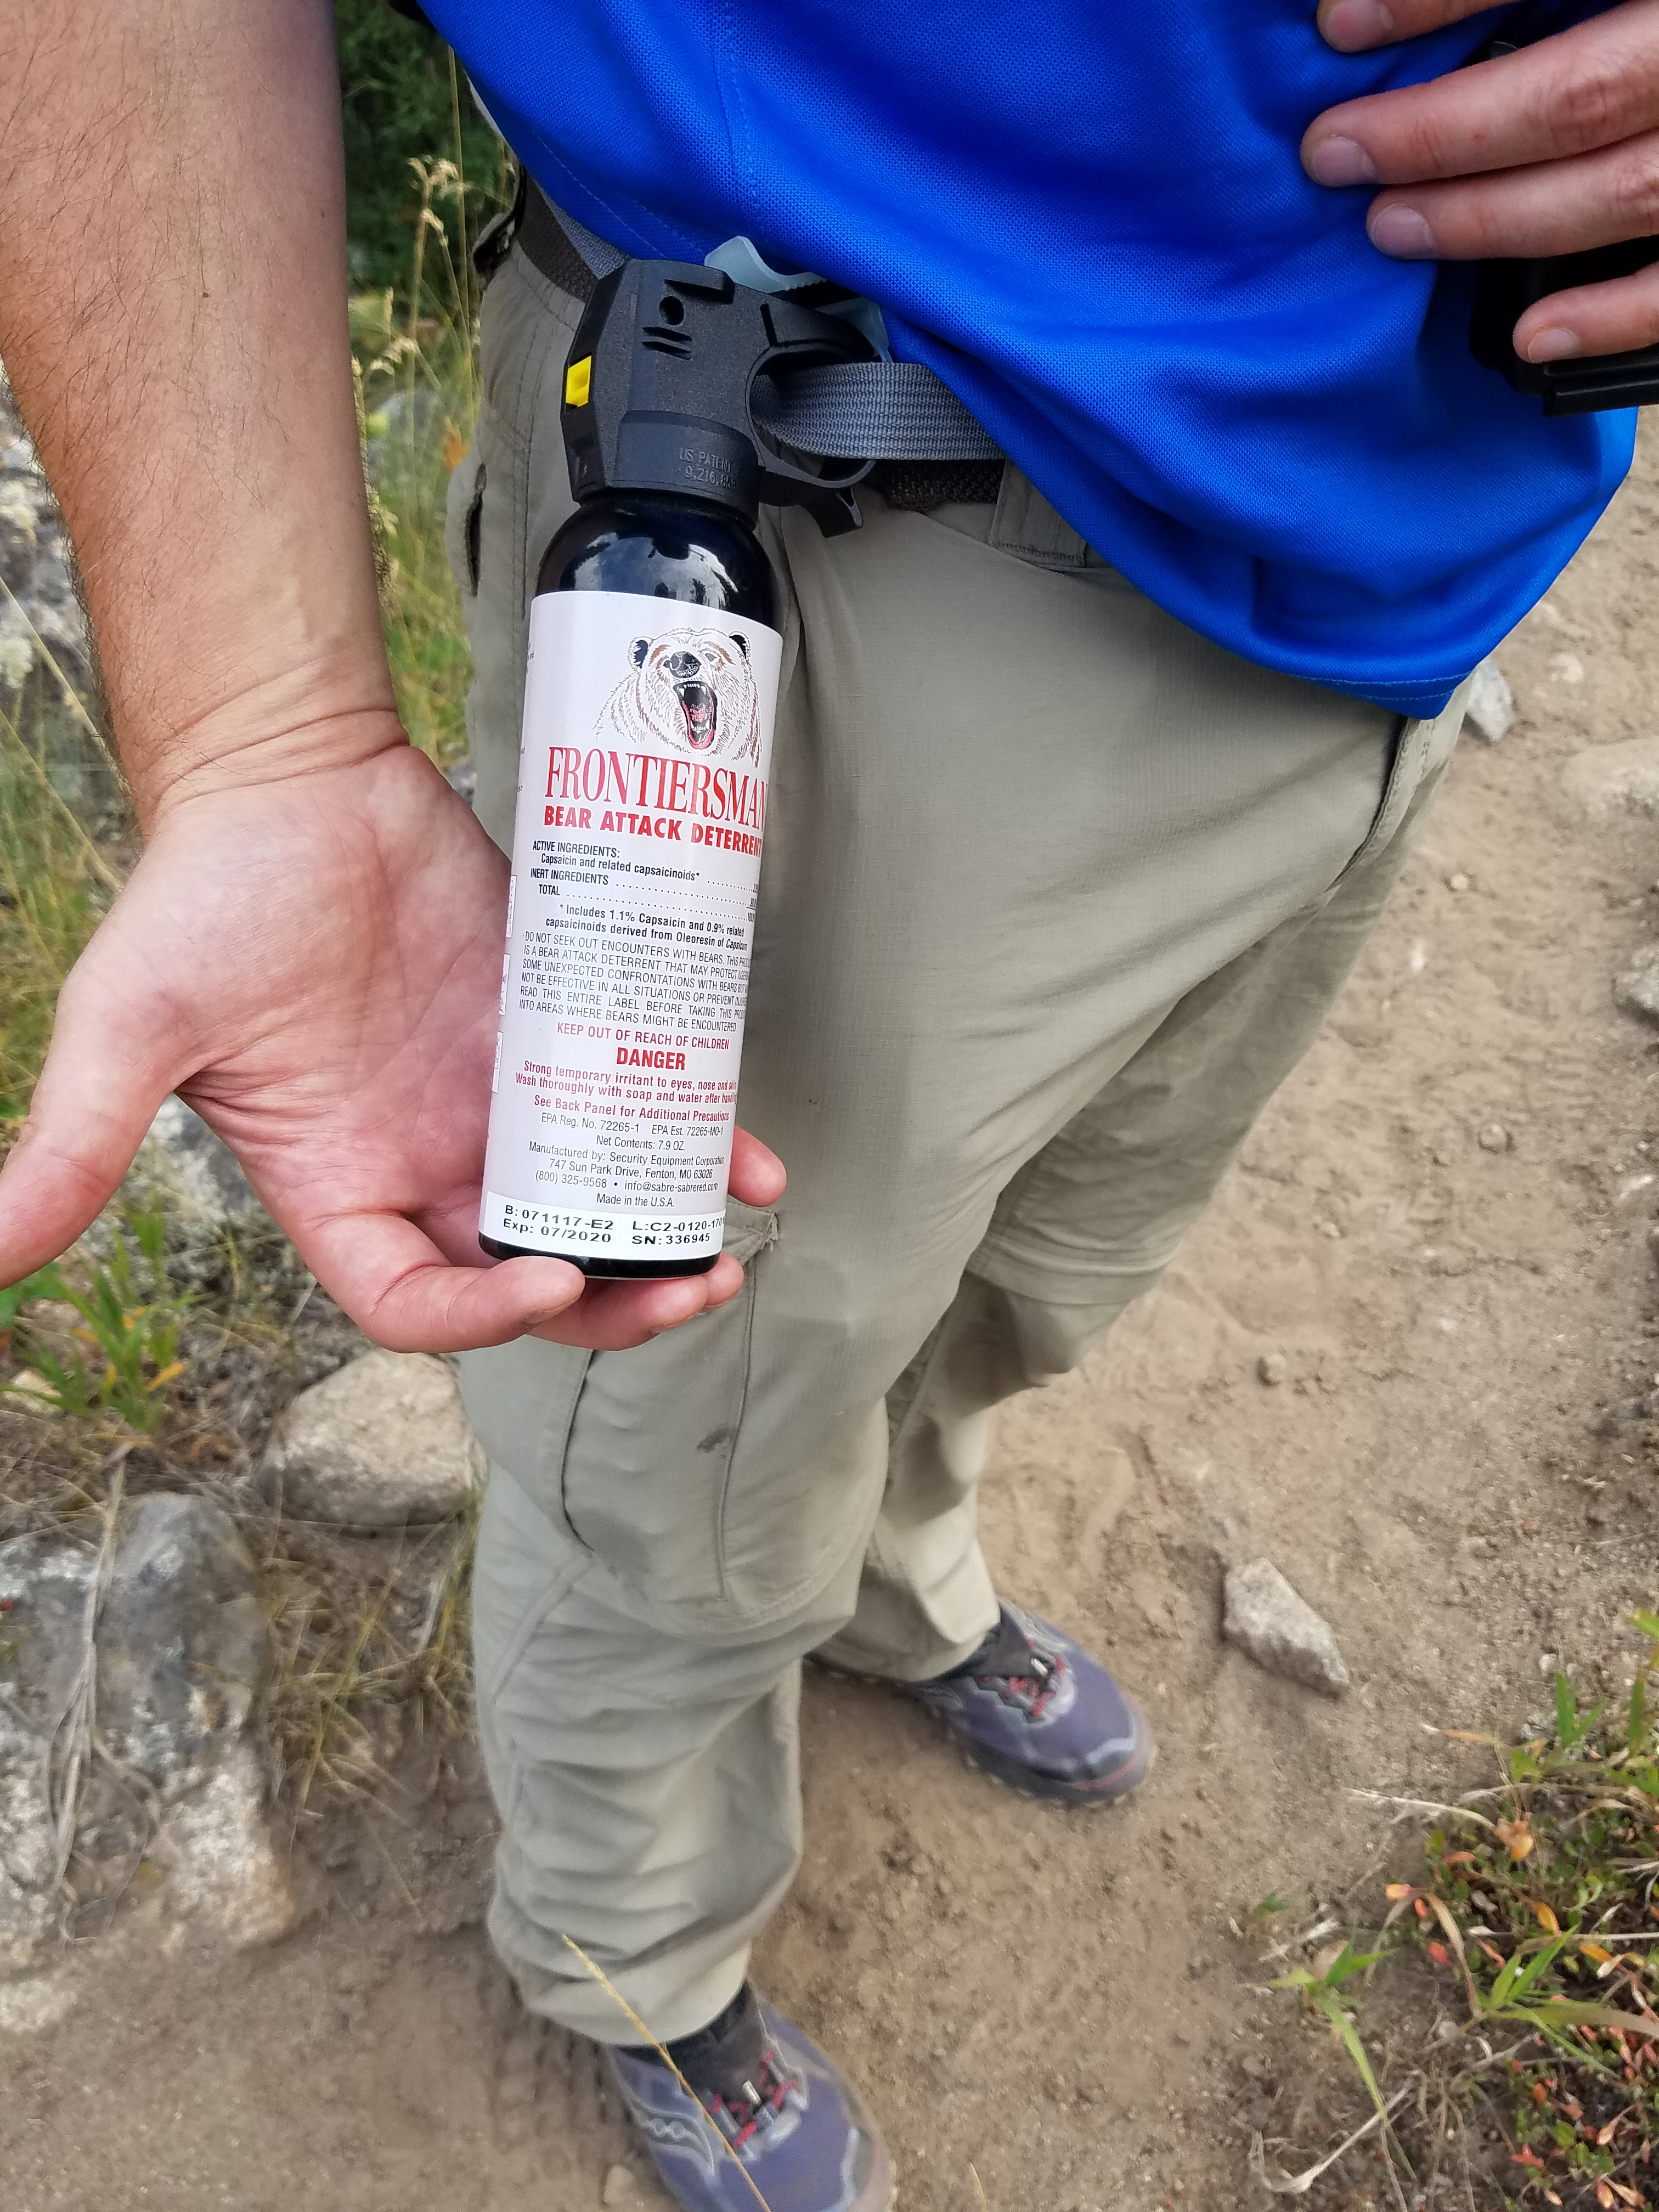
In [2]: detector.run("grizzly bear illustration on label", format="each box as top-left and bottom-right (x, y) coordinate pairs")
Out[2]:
(600, 628), (760, 765)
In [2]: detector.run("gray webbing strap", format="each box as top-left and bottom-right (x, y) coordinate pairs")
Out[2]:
(539, 192), (1001, 465)
(749, 359), (1001, 461)
(556, 204), (628, 283)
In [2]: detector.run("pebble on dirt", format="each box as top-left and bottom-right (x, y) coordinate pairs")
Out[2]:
(0, 1494), (295, 2000)
(1463, 657), (1515, 744)
(1613, 944), (1659, 1026)
(1477, 1122), (1513, 1153)
(4, 1368), (62, 1415)
(1256, 1353), (1288, 1386)
(261, 1348), (483, 1530)
(1561, 734), (1659, 820)
(1221, 1558), (1351, 1697)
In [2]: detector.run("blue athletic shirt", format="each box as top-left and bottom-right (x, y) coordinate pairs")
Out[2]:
(425, 0), (1635, 718)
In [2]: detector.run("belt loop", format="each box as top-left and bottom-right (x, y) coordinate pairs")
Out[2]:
(986, 470), (1090, 569)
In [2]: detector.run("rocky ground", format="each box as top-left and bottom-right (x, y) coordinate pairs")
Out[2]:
(1, 376), (95, 732)
(2, 418), (1658, 2210)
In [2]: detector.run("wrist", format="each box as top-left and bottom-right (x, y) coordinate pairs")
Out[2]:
(131, 674), (407, 833)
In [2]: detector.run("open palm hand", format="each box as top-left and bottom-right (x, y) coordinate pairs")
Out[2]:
(0, 739), (782, 1350)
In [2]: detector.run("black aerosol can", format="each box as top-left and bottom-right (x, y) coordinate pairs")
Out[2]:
(479, 257), (872, 1276)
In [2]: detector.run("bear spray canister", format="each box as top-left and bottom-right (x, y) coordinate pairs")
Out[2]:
(479, 257), (874, 1276)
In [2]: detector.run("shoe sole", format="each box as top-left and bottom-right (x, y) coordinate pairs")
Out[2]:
(622, 2126), (898, 2212)
(957, 1722), (1157, 1808)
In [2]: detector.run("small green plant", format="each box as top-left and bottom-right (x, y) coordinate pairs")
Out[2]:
(2, 1211), (190, 1432)
(1268, 1612), (1659, 2209)
(1273, 1939), (1411, 2200)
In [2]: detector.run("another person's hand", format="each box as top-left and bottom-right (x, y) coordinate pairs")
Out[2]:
(0, 732), (786, 1354)
(1304, 0), (1659, 362)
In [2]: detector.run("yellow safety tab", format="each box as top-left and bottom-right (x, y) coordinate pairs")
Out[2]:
(565, 356), (592, 408)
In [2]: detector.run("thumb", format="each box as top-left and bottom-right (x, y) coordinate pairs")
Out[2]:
(0, 949), (178, 1284)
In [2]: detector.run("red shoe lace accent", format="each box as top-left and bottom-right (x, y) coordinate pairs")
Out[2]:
(708, 2046), (802, 2152)
(977, 1646), (1063, 1719)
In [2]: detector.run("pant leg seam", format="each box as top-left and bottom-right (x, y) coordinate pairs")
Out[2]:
(481, 1542), (596, 1708)
(966, 1240), (1187, 1295)
(713, 1257), (764, 1605)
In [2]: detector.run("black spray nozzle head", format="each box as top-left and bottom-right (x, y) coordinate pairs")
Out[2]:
(560, 259), (876, 537)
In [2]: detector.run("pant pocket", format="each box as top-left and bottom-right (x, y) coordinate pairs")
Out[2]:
(558, 1205), (775, 1609)
(550, 1196), (881, 1627)
(458, 1335), (591, 1541)
(444, 398), (501, 602)
(1336, 679), (1470, 887)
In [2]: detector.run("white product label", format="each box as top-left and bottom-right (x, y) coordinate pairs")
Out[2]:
(480, 589), (781, 1267)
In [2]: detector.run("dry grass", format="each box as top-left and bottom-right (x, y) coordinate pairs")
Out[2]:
(261, 1486), (479, 1817)
(1, 137), (501, 1819)
(353, 149), (510, 769)
(0, 685), (125, 1126)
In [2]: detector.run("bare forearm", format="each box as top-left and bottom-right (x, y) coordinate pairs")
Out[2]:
(0, 0), (397, 825)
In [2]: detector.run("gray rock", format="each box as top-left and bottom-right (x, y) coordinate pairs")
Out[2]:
(0, 1495), (294, 1987)
(262, 1349), (483, 1529)
(1464, 658), (1515, 744)
(1615, 945), (1659, 1026)
(0, 1534), (95, 1970)
(0, 593), (35, 699)
(0, 407), (96, 715)
(25, 589), (85, 667)
(141, 1096), (263, 1229)
(98, 1494), (268, 1785)
(1222, 1557), (1350, 1696)
(1562, 736), (1659, 821)
(0, 476), (38, 596)
(27, 550), (72, 610)
(100, 1097), (276, 1283)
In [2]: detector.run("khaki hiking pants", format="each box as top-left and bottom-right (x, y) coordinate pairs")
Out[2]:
(447, 232), (1467, 2042)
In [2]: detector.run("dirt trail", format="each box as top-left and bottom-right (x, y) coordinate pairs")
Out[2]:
(5, 426), (1659, 2212)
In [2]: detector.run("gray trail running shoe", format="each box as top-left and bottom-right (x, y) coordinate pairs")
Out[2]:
(904, 1600), (1155, 1805)
(606, 1984), (894, 2212)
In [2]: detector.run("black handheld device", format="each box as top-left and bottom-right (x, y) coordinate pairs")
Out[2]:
(1471, 236), (1659, 414)
(1468, 39), (1659, 413)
